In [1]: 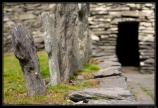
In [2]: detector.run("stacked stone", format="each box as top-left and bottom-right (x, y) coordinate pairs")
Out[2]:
(3, 3), (155, 73)
(3, 3), (55, 52)
(89, 3), (155, 74)
(138, 4), (155, 73)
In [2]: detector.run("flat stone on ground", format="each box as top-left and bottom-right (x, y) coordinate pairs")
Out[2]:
(68, 87), (132, 102)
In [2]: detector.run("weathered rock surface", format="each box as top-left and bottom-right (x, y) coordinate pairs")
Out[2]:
(68, 48), (136, 104)
(89, 3), (155, 74)
(41, 4), (90, 85)
(87, 98), (136, 104)
(68, 87), (134, 103)
(98, 76), (127, 89)
(94, 67), (121, 78)
(11, 24), (46, 96)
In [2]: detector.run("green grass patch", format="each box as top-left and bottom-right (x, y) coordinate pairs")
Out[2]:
(3, 52), (49, 104)
(3, 52), (97, 105)
(80, 64), (100, 73)
(38, 52), (49, 78)
(70, 64), (100, 80)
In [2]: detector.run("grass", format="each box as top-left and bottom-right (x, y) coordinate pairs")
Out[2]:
(3, 51), (99, 105)
(70, 64), (100, 80)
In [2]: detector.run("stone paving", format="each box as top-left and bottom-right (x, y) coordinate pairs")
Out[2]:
(68, 47), (154, 105)
(68, 51), (136, 104)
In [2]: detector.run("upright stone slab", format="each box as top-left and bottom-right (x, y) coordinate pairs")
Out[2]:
(12, 24), (46, 96)
(41, 3), (90, 85)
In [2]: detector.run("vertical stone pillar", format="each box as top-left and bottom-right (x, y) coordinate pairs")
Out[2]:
(41, 3), (90, 85)
(12, 24), (46, 96)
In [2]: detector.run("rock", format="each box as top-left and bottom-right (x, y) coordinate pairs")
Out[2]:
(34, 37), (44, 43)
(12, 24), (46, 96)
(90, 33), (100, 41)
(19, 14), (36, 20)
(76, 75), (84, 80)
(4, 17), (10, 22)
(41, 4), (90, 85)
(99, 76), (128, 89)
(98, 61), (121, 69)
(87, 98), (136, 104)
(68, 87), (132, 102)
(144, 58), (154, 64)
(94, 67), (122, 78)
(87, 99), (109, 104)
(74, 101), (85, 104)
(121, 11), (139, 17)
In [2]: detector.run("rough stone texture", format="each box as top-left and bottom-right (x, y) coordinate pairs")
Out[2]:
(93, 67), (121, 78)
(11, 24), (46, 96)
(41, 4), (90, 84)
(3, 3), (155, 74)
(68, 48), (136, 104)
(68, 87), (132, 102)
(89, 3), (155, 74)
(3, 3), (56, 52)
(68, 83), (136, 105)
(98, 76), (128, 89)
(87, 98), (136, 104)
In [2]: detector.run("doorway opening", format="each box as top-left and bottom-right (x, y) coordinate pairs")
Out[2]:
(116, 21), (140, 67)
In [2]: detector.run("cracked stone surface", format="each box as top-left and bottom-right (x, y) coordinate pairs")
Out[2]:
(68, 87), (133, 101)
(68, 50), (136, 104)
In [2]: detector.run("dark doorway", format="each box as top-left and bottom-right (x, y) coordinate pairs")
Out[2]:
(116, 21), (140, 67)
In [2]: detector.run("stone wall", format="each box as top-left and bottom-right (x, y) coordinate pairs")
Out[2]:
(3, 3), (155, 74)
(89, 3), (155, 74)
(3, 3), (55, 52)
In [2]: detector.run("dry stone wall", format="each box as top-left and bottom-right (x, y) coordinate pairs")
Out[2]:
(3, 3), (155, 74)
(3, 3), (55, 52)
(89, 3), (155, 74)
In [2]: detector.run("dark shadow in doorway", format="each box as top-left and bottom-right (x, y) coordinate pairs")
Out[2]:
(116, 21), (140, 67)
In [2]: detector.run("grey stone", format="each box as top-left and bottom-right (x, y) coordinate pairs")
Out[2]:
(144, 58), (154, 64)
(19, 14), (36, 20)
(76, 75), (84, 80)
(87, 98), (136, 104)
(41, 4), (90, 85)
(98, 76), (127, 89)
(94, 67), (122, 78)
(68, 87), (132, 102)
(121, 11), (139, 17)
(34, 38), (44, 43)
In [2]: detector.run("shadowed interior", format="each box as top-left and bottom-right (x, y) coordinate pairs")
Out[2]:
(116, 21), (140, 67)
